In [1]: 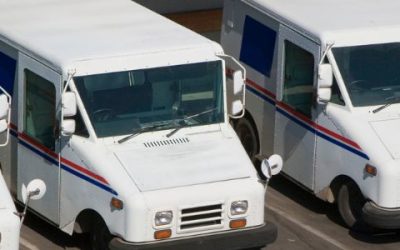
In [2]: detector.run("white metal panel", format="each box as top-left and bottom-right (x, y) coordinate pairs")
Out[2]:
(17, 52), (61, 224)
(371, 118), (400, 159)
(58, 135), (129, 235)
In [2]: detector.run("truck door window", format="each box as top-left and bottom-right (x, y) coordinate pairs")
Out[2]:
(24, 69), (56, 150)
(0, 51), (17, 96)
(283, 41), (314, 118)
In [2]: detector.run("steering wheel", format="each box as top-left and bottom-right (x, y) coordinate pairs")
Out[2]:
(92, 108), (115, 122)
(348, 80), (370, 91)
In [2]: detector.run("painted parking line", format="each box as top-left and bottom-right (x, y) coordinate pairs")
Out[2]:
(265, 203), (348, 250)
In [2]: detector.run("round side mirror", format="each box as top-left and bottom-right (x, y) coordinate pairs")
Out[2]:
(22, 179), (47, 204)
(261, 154), (283, 180)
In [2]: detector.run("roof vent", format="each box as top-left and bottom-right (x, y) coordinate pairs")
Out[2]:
(143, 138), (190, 148)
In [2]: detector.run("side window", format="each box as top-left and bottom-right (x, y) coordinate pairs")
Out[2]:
(0, 51), (17, 95)
(239, 16), (277, 77)
(283, 41), (314, 118)
(74, 110), (89, 138)
(24, 69), (56, 150)
(330, 77), (345, 106)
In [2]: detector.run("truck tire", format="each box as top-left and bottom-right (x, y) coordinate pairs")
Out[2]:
(235, 117), (258, 162)
(90, 219), (112, 250)
(337, 180), (368, 231)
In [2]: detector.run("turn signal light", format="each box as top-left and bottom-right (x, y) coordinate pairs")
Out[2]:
(365, 164), (377, 176)
(110, 197), (124, 210)
(154, 229), (172, 240)
(229, 219), (247, 229)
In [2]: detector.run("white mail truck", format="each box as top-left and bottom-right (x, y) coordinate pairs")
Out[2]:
(0, 0), (282, 249)
(221, 0), (400, 230)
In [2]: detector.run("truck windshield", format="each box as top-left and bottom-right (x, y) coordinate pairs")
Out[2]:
(74, 61), (224, 138)
(333, 43), (400, 107)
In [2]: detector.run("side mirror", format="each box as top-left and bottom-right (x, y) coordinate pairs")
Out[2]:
(21, 179), (47, 204)
(0, 89), (11, 146)
(0, 119), (7, 133)
(62, 119), (76, 136)
(20, 179), (46, 225)
(233, 70), (245, 95)
(261, 154), (283, 180)
(317, 64), (333, 103)
(317, 88), (332, 103)
(61, 92), (77, 136)
(0, 94), (10, 134)
(0, 94), (9, 119)
(229, 71), (246, 118)
(62, 92), (77, 117)
(218, 54), (247, 119)
(231, 100), (244, 116)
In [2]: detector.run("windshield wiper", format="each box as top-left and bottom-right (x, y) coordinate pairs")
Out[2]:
(118, 123), (173, 144)
(166, 108), (217, 138)
(372, 96), (400, 113)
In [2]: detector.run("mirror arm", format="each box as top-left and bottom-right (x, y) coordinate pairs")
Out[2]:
(319, 42), (335, 65)
(218, 53), (247, 119)
(62, 69), (76, 94)
(18, 189), (37, 226)
(217, 53), (247, 78)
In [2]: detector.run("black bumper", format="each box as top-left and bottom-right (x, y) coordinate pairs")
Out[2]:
(109, 222), (277, 250)
(363, 201), (400, 229)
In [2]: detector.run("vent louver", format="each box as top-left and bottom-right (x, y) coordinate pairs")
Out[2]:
(143, 138), (190, 148)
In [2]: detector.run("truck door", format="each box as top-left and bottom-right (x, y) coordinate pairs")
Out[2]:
(274, 25), (320, 190)
(17, 52), (61, 224)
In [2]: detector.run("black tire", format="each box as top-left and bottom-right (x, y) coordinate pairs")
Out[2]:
(90, 219), (112, 250)
(235, 117), (259, 162)
(337, 180), (368, 231)
(65, 233), (91, 250)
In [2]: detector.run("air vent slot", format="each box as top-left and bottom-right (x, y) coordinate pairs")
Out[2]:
(143, 138), (189, 148)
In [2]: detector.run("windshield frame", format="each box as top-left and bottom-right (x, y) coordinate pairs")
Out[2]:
(70, 60), (226, 140)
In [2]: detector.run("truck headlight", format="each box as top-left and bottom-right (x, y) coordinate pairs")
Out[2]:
(155, 211), (173, 226)
(230, 200), (248, 215)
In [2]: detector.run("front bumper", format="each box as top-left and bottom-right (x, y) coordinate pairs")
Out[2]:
(109, 222), (277, 250)
(363, 201), (400, 229)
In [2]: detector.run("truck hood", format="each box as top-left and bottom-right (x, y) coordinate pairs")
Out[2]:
(111, 133), (252, 191)
(370, 118), (400, 159)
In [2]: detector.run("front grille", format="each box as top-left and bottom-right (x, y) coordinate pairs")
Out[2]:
(179, 203), (224, 232)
